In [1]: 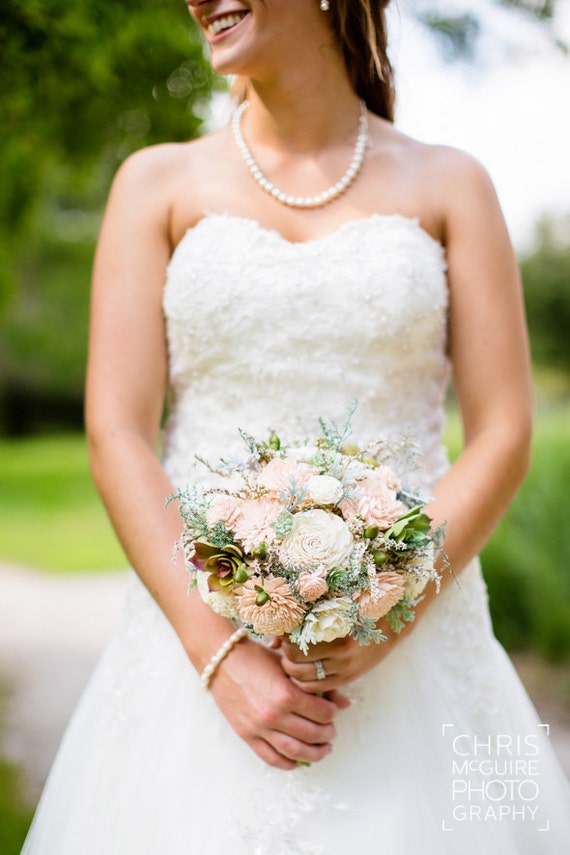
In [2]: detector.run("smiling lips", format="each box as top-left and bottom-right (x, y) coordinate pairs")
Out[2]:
(206, 11), (248, 36)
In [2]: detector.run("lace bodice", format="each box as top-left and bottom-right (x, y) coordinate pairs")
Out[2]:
(162, 212), (450, 489)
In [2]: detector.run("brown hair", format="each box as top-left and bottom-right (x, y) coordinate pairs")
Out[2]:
(329, 0), (395, 122)
(231, 1), (395, 122)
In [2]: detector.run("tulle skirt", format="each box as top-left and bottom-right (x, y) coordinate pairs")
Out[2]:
(22, 560), (570, 854)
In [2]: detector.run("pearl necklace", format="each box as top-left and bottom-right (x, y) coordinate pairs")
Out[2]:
(232, 100), (369, 208)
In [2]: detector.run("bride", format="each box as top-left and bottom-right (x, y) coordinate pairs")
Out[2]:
(23, 0), (569, 852)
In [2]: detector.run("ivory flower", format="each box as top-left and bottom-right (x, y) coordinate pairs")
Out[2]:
(234, 575), (306, 635)
(356, 572), (405, 619)
(402, 546), (435, 600)
(196, 572), (237, 620)
(306, 475), (343, 505)
(279, 509), (353, 571)
(232, 497), (281, 552)
(401, 571), (429, 602)
(301, 597), (354, 643)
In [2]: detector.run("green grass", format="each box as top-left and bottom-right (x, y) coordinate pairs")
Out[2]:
(446, 404), (570, 661)
(0, 756), (33, 854)
(0, 434), (127, 572)
(0, 690), (33, 854)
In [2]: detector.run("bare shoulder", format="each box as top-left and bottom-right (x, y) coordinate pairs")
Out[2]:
(113, 131), (226, 194)
(391, 126), (498, 210)
(104, 130), (232, 244)
(367, 119), (500, 243)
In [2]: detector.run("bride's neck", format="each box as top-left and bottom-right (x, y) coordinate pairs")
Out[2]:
(243, 73), (362, 155)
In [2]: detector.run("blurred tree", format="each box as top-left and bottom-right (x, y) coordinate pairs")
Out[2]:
(520, 216), (570, 372)
(0, 0), (565, 433)
(0, 0), (219, 431)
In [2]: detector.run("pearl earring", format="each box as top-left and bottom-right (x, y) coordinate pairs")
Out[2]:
(320, 0), (330, 10)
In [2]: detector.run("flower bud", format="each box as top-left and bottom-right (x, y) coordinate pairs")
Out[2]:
(233, 566), (250, 584)
(269, 434), (281, 451)
(372, 549), (388, 566)
(255, 590), (271, 606)
(252, 542), (268, 560)
(364, 526), (379, 540)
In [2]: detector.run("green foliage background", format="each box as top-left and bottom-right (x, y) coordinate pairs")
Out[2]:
(0, 3), (568, 848)
(0, 0), (221, 429)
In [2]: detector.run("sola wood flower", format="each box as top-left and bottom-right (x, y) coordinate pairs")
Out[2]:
(234, 576), (306, 635)
(356, 572), (405, 619)
(233, 497), (281, 552)
(205, 493), (243, 528)
(296, 569), (328, 602)
(257, 457), (316, 495)
(279, 509), (353, 571)
(357, 482), (404, 530)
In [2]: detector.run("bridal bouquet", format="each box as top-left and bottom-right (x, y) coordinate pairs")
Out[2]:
(171, 412), (443, 652)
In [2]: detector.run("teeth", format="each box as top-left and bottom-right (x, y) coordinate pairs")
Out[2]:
(207, 14), (244, 35)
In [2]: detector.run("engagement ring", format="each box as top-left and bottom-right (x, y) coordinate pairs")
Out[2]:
(314, 659), (326, 681)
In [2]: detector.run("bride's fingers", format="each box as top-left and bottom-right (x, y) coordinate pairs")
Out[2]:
(251, 737), (297, 770)
(326, 689), (351, 710)
(280, 654), (336, 682)
(269, 731), (333, 765)
(281, 638), (346, 663)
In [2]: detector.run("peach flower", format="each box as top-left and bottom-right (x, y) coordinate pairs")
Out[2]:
(339, 496), (358, 521)
(296, 569), (328, 602)
(370, 465), (401, 493)
(232, 497), (281, 552)
(356, 572), (405, 619)
(357, 482), (404, 530)
(258, 457), (316, 497)
(205, 493), (243, 529)
(234, 575), (306, 635)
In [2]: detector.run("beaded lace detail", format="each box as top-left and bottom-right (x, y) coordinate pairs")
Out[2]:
(162, 212), (450, 493)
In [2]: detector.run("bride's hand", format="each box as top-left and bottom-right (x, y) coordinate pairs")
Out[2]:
(279, 629), (402, 693)
(209, 638), (350, 770)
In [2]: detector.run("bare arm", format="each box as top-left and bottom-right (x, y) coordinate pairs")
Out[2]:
(282, 152), (532, 690)
(86, 147), (347, 768)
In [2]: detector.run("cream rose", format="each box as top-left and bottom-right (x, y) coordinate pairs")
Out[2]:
(302, 597), (354, 643)
(306, 475), (343, 505)
(279, 509), (353, 570)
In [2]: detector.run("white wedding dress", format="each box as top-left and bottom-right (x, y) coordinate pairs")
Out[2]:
(23, 213), (570, 854)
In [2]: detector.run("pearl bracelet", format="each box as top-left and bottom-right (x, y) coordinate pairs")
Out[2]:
(200, 626), (248, 690)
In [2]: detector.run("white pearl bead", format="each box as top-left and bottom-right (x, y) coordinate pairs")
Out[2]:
(232, 100), (368, 208)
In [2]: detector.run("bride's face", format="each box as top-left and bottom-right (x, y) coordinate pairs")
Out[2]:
(185, 1), (329, 77)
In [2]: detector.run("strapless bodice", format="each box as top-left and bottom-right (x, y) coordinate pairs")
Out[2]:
(161, 212), (450, 490)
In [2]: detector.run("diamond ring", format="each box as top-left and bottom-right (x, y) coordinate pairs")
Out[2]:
(314, 659), (326, 681)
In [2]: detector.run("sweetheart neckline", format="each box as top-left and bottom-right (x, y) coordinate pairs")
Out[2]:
(172, 211), (445, 256)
